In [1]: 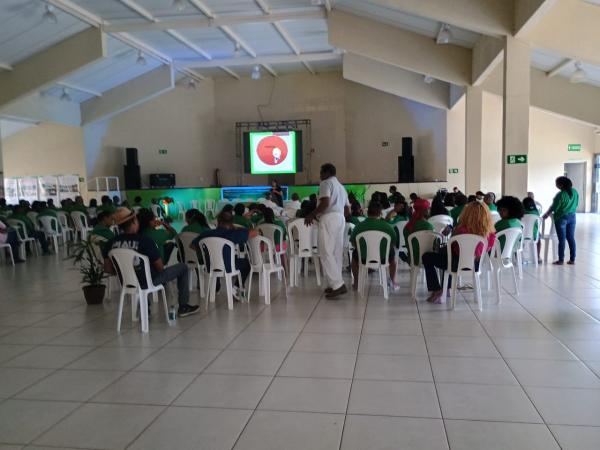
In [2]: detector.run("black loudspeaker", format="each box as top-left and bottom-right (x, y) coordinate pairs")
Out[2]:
(126, 147), (139, 166)
(124, 165), (141, 189)
(401, 137), (413, 159)
(149, 173), (176, 188)
(398, 137), (415, 182)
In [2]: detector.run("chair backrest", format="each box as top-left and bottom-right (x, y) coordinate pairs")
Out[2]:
(109, 248), (153, 290)
(356, 230), (391, 266)
(198, 236), (236, 274)
(246, 236), (265, 268)
(521, 214), (541, 242)
(56, 211), (70, 228)
(191, 200), (199, 210)
(7, 219), (29, 240)
(257, 223), (284, 247)
(27, 212), (39, 229)
(394, 221), (407, 248)
(132, 206), (142, 214)
(535, 201), (543, 215)
(344, 223), (355, 250)
(493, 228), (523, 260)
(177, 231), (201, 265)
(541, 216), (556, 238)
(447, 234), (487, 274)
(490, 211), (502, 224)
(287, 219), (316, 257)
(150, 204), (162, 218)
(89, 235), (107, 261)
(38, 215), (59, 235)
(70, 211), (89, 230)
(407, 230), (442, 267)
(205, 199), (215, 211)
(428, 215), (453, 234)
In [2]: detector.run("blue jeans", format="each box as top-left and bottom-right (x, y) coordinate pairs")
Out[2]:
(153, 263), (190, 306)
(555, 213), (576, 262)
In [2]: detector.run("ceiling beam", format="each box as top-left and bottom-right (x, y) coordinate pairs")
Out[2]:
(176, 52), (338, 69)
(329, 10), (472, 86)
(514, 0), (558, 37)
(254, 0), (271, 14)
(81, 65), (174, 125)
(546, 58), (573, 77)
(219, 66), (241, 80)
(0, 92), (81, 127)
(0, 27), (106, 110)
(472, 35), (504, 86)
(363, 0), (512, 36)
(56, 82), (102, 97)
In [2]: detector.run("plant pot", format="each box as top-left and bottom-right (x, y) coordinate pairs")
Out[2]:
(82, 285), (106, 305)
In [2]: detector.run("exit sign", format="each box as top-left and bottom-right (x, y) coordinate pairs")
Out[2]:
(568, 144), (582, 152)
(507, 154), (527, 164)
(158, 149), (168, 155)
(448, 168), (459, 174)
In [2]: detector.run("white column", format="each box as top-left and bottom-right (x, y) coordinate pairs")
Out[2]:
(465, 86), (483, 194)
(502, 36), (531, 197)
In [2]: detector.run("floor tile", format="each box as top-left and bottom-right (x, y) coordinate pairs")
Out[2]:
(362, 318), (423, 335)
(165, 330), (235, 349)
(0, 327), (71, 345)
(175, 374), (272, 409)
(259, 377), (351, 413)
(205, 350), (287, 376)
(0, 399), (79, 445)
(526, 387), (600, 425)
(66, 346), (156, 371)
(445, 420), (560, 450)
(0, 368), (53, 398)
(480, 320), (554, 339)
(16, 370), (123, 402)
(0, 344), (33, 364)
(358, 334), (428, 355)
(303, 318), (364, 334)
(34, 403), (163, 449)
(292, 333), (360, 353)
(48, 327), (123, 346)
(4, 345), (93, 369)
(92, 371), (195, 405)
(348, 380), (441, 418)
(103, 327), (182, 348)
(341, 415), (448, 450)
(354, 354), (433, 381)
(550, 424), (600, 450)
(507, 358), (600, 388)
(430, 356), (518, 385)
(134, 348), (219, 373)
(493, 337), (577, 360)
(426, 336), (501, 358)
(228, 331), (299, 351)
(233, 410), (344, 450)
(421, 319), (486, 337)
(437, 383), (542, 423)
(278, 351), (356, 378)
(564, 339), (600, 361)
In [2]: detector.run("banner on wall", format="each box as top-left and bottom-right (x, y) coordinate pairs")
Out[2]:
(58, 174), (80, 200)
(38, 176), (59, 204)
(4, 178), (18, 205)
(17, 177), (39, 203)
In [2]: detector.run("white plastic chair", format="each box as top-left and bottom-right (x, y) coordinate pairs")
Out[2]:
(151, 204), (163, 219)
(109, 248), (170, 333)
(71, 211), (92, 241)
(343, 222), (355, 269)
(428, 215), (453, 235)
(38, 216), (61, 252)
(521, 215), (541, 267)
(489, 228), (522, 304)
(7, 219), (38, 259)
(0, 243), (14, 266)
(198, 237), (243, 310)
(191, 200), (199, 210)
(407, 230), (443, 300)
(441, 234), (487, 311)
(257, 223), (287, 269)
(132, 206), (142, 214)
(177, 232), (206, 296)
(56, 211), (74, 242)
(176, 202), (185, 221)
(394, 221), (408, 261)
(356, 230), (391, 299)
(90, 235), (119, 301)
(287, 219), (321, 287)
(205, 199), (216, 216)
(490, 211), (502, 224)
(246, 236), (287, 304)
(27, 211), (40, 231)
(541, 217), (558, 263)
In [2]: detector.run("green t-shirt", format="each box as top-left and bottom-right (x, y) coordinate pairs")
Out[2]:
(250, 213), (264, 225)
(388, 214), (409, 225)
(450, 204), (465, 224)
(71, 204), (89, 215)
(38, 208), (61, 232)
(142, 227), (176, 261)
(495, 218), (522, 251)
(181, 223), (209, 235)
(487, 203), (498, 212)
(351, 217), (398, 263)
(91, 224), (115, 242)
(349, 216), (365, 226)
(98, 204), (116, 214)
(524, 209), (540, 240)
(233, 215), (253, 229)
(404, 220), (435, 265)
(10, 213), (35, 234)
(551, 189), (579, 221)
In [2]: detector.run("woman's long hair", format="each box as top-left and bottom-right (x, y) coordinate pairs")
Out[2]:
(556, 176), (574, 197)
(406, 199), (430, 233)
(459, 202), (495, 237)
(186, 208), (208, 228)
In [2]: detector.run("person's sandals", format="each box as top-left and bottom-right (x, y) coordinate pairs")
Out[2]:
(553, 261), (564, 265)
(326, 285), (347, 299)
(567, 260), (575, 265)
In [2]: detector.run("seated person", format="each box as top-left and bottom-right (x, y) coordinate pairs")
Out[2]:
(402, 199), (434, 263)
(296, 200), (313, 219)
(429, 195), (449, 217)
(72, 196), (89, 215)
(308, 193), (318, 211)
(98, 195), (116, 215)
(10, 205), (50, 254)
(388, 185), (404, 204)
(192, 211), (259, 298)
(284, 193), (302, 219)
(444, 192), (456, 208)
(103, 208), (198, 317)
(88, 199), (98, 222)
(181, 209), (210, 234)
(467, 194), (477, 203)
(0, 218), (24, 263)
(249, 204), (266, 226)
(422, 202), (496, 304)
(137, 208), (178, 262)
(38, 201), (62, 233)
(0, 198), (9, 214)
(386, 199), (410, 224)
(90, 211), (115, 241)
(233, 203), (253, 229)
(261, 207), (288, 252)
(475, 191), (485, 202)
(221, 204), (234, 214)
(348, 202), (365, 226)
(495, 196), (525, 251)
(46, 198), (57, 210)
(133, 196), (144, 208)
(450, 193), (468, 225)
(350, 202), (399, 290)
(484, 192), (497, 211)
(258, 192), (279, 211)
(112, 195), (121, 206)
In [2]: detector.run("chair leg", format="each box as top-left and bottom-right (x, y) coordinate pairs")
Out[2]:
(117, 290), (126, 332)
(474, 273), (483, 311)
(543, 238), (549, 263)
(247, 271), (254, 303)
(282, 270), (288, 299)
(381, 266), (389, 299)
(139, 293), (149, 333)
(198, 267), (206, 298)
(225, 276), (234, 310)
(131, 292), (139, 323)
(511, 267), (519, 296)
(517, 251), (523, 279)
(442, 273), (450, 309)
(450, 275), (458, 309)
(237, 273), (245, 302)
(208, 274), (216, 303)
(313, 256), (321, 286)
(160, 288), (170, 325)
(494, 268), (502, 304)
(263, 271), (270, 305)
(410, 269), (418, 300)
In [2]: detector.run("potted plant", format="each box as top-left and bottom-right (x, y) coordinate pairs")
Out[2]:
(68, 236), (107, 305)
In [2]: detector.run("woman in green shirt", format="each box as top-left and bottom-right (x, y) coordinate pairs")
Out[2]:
(543, 176), (578, 265)
(495, 196), (524, 252)
(181, 209), (210, 235)
(138, 208), (177, 262)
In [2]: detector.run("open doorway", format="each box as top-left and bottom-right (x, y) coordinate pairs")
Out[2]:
(564, 162), (586, 213)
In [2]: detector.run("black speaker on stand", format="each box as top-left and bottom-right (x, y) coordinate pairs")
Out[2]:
(124, 148), (141, 189)
(398, 137), (415, 182)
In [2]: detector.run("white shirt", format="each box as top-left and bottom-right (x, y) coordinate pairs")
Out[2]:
(0, 221), (7, 244)
(319, 176), (349, 215)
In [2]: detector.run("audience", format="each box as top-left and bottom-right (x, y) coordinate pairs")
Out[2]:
(181, 209), (210, 234)
(233, 203), (253, 229)
(450, 193), (468, 225)
(137, 208), (178, 262)
(402, 199), (434, 264)
(430, 195), (449, 217)
(90, 211), (116, 242)
(0, 217), (24, 263)
(495, 196), (525, 251)
(11, 204), (50, 254)
(385, 199), (410, 224)
(261, 207), (287, 252)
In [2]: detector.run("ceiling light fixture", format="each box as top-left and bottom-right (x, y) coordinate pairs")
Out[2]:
(42, 3), (58, 24)
(570, 61), (586, 83)
(60, 88), (72, 102)
(136, 50), (147, 66)
(251, 65), (262, 80)
(172, 0), (186, 11)
(233, 42), (241, 58)
(424, 75), (435, 84)
(186, 78), (197, 89)
(436, 23), (452, 45)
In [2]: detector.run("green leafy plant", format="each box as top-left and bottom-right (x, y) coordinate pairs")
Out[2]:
(67, 236), (107, 286)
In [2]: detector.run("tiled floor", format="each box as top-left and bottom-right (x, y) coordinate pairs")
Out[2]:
(1, 214), (600, 449)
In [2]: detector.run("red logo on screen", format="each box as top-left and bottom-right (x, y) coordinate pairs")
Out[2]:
(257, 135), (288, 166)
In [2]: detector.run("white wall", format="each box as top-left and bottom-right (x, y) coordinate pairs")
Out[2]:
(446, 96), (466, 192)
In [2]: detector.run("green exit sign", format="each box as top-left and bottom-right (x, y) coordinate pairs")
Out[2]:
(568, 144), (581, 152)
(158, 149), (168, 155)
(507, 154), (527, 164)
(448, 168), (459, 174)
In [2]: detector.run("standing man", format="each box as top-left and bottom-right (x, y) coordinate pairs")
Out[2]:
(305, 163), (350, 299)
